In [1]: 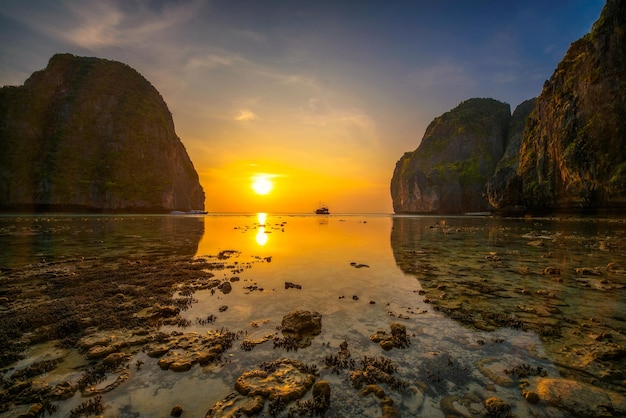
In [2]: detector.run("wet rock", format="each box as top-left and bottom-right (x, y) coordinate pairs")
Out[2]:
(240, 334), (273, 351)
(147, 330), (235, 372)
(170, 404), (183, 417)
(532, 378), (626, 417)
(234, 359), (316, 402)
(102, 352), (132, 367)
(576, 267), (602, 276)
(77, 335), (111, 350)
(285, 281), (302, 290)
(280, 310), (322, 348)
(522, 390), (540, 404)
(50, 381), (77, 401)
(484, 397), (511, 417)
(361, 384), (386, 398)
(169, 360), (193, 372)
(16, 403), (42, 418)
(82, 369), (130, 396)
(147, 345), (170, 358)
(218, 282), (232, 294)
(87, 344), (120, 359)
(350, 262), (370, 268)
(543, 267), (561, 275)
(206, 392), (265, 417)
(370, 323), (410, 350)
(381, 399), (401, 418)
(312, 380), (331, 414)
(155, 304), (180, 318)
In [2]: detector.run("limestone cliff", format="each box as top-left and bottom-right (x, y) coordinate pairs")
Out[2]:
(516, 0), (626, 212)
(390, 98), (510, 213)
(485, 99), (536, 213)
(0, 54), (205, 213)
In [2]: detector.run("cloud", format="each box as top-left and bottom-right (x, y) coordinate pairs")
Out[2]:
(235, 110), (258, 121)
(186, 53), (243, 70)
(3, 0), (201, 50)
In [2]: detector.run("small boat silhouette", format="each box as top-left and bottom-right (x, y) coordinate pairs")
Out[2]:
(315, 204), (330, 214)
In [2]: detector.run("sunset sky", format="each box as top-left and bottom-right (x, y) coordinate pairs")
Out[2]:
(0, 0), (605, 213)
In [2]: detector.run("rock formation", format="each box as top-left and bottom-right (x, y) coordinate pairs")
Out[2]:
(390, 98), (511, 213)
(515, 0), (626, 212)
(393, 0), (626, 215)
(485, 99), (536, 213)
(0, 53), (204, 213)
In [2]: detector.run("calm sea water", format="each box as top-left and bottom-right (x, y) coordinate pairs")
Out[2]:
(1, 213), (625, 417)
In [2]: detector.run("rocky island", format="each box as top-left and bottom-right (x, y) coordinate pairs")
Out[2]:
(0, 54), (204, 213)
(392, 0), (626, 215)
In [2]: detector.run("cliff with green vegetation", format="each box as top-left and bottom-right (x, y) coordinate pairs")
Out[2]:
(0, 54), (204, 213)
(390, 98), (511, 213)
(393, 0), (626, 215)
(515, 0), (626, 213)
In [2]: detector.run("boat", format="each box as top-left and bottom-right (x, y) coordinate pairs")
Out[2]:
(315, 205), (330, 215)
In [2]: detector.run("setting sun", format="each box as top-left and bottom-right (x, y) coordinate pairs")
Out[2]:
(251, 175), (273, 195)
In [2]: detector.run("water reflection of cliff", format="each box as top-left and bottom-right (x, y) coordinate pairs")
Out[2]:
(0, 215), (204, 268)
(391, 215), (626, 392)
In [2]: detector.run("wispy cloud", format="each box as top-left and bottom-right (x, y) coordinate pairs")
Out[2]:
(235, 110), (258, 121)
(2, 0), (201, 50)
(186, 52), (243, 70)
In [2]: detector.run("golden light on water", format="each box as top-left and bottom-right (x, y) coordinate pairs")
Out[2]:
(256, 227), (269, 246)
(256, 212), (268, 246)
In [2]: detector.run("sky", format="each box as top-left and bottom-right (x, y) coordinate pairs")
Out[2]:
(0, 0), (606, 213)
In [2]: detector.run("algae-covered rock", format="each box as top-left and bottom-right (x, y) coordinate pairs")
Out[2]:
(281, 310), (322, 347)
(234, 359), (316, 402)
(208, 359), (317, 416)
(532, 378), (626, 417)
(205, 392), (265, 417)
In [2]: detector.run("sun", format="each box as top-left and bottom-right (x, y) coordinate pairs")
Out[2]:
(251, 176), (273, 195)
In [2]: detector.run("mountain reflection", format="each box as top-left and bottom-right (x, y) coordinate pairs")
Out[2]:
(0, 215), (205, 268)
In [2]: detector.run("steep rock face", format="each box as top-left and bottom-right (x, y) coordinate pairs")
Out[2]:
(485, 99), (536, 212)
(390, 98), (510, 213)
(516, 0), (626, 212)
(0, 54), (204, 213)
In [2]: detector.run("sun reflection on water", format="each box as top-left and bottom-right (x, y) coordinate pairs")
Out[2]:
(256, 213), (268, 246)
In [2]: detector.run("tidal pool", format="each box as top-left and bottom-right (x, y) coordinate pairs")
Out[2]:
(0, 214), (624, 417)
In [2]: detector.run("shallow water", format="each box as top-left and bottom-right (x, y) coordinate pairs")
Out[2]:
(1, 213), (625, 417)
